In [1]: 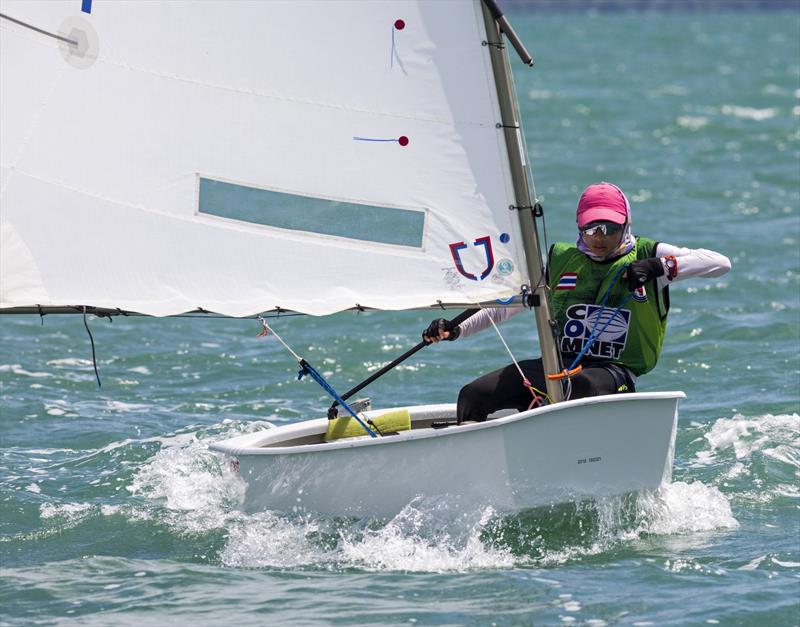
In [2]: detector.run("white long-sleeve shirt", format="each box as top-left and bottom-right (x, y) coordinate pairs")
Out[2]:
(457, 243), (731, 339)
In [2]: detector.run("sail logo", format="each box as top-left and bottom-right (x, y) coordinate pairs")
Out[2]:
(449, 236), (494, 281)
(496, 258), (514, 276)
(561, 304), (631, 359)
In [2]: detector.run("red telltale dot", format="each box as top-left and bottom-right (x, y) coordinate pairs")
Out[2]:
(398, 136), (409, 146)
(394, 19), (405, 30)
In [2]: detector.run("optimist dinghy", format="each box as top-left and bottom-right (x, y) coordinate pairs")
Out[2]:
(0, 0), (684, 517)
(211, 393), (683, 518)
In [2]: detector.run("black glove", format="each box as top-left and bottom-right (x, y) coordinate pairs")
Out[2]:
(422, 318), (461, 343)
(626, 258), (664, 291)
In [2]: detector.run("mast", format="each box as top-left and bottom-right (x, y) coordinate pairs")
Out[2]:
(480, 0), (564, 403)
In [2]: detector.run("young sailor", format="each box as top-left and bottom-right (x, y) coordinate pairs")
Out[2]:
(423, 182), (731, 423)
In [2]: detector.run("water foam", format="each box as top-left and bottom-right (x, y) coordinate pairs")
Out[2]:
(126, 421), (278, 530)
(701, 413), (800, 462)
(0, 364), (52, 378)
(128, 429), (248, 532)
(124, 423), (740, 573)
(720, 104), (778, 121)
(677, 116), (709, 131)
(221, 511), (335, 568)
(105, 400), (151, 413)
(689, 413), (800, 505)
(40, 502), (94, 523)
(633, 481), (739, 535)
(337, 500), (515, 572)
(219, 498), (516, 572)
(694, 413), (800, 485)
(46, 358), (94, 368)
(217, 483), (738, 572)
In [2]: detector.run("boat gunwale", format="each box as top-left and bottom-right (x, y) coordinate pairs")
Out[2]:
(209, 391), (685, 456)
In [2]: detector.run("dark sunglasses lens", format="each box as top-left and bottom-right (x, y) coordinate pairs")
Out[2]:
(583, 222), (623, 235)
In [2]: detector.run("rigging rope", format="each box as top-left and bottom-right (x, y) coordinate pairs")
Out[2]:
(257, 316), (302, 361)
(257, 317), (377, 438)
(82, 306), (102, 387)
(475, 302), (551, 408)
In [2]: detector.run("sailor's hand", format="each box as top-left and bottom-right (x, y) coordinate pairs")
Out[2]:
(625, 258), (665, 291)
(422, 318), (461, 343)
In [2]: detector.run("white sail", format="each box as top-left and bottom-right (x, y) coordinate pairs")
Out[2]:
(1, 0), (686, 518)
(0, 0), (530, 316)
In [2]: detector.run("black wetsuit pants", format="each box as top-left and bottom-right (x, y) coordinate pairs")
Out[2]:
(456, 358), (636, 423)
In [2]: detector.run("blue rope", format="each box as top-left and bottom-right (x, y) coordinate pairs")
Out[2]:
(298, 360), (378, 438)
(567, 264), (633, 371)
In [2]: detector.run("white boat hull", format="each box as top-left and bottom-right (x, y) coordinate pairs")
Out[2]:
(210, 392), (684, 518)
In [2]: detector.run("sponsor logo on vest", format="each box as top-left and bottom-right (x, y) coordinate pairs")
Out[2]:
(632, 285), (648, 302)
(556, 272), (577, 290)
(561, 303), (631, 359)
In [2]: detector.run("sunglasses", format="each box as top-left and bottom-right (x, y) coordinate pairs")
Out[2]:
(581, 221), (624, 237)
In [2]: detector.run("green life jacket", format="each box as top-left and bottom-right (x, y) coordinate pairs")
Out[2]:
(547, 236), (669, 376)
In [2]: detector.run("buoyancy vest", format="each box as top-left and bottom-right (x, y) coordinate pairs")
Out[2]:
(547, 237), (669, 376)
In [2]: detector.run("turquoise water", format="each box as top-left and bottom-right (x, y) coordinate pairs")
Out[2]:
(2, 8), (799, 626)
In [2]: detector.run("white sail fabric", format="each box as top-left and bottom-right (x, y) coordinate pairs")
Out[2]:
(0, 0), (530, 316)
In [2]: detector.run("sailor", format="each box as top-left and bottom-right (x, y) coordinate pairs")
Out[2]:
(423, 182), (732, 423)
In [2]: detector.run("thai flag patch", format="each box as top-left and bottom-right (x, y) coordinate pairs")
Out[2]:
(556, 272), (578, 290)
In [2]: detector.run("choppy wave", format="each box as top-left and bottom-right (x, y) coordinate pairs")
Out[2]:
(689, 413), (800, 503)
(700, 413), (800, 462)
(12, 411), (780, 572)
(107, 423), (740, 573)
(720, 104), (779, 121)
(0, 363), (53, 378)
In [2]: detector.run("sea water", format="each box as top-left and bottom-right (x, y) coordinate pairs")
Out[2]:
(1, 7), (799, 626)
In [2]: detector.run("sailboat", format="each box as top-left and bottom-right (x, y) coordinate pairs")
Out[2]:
(0, 0), (683, 518)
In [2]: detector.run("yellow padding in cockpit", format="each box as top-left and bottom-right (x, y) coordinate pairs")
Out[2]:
(324, 409), (411, 441)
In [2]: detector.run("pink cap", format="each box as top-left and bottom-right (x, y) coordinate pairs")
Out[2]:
(576, 182), (629, 227)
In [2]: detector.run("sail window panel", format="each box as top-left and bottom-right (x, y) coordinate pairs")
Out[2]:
(198, 178), (425, 248)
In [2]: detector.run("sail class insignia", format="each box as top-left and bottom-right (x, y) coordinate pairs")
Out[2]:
(449, 236), (495, 281)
